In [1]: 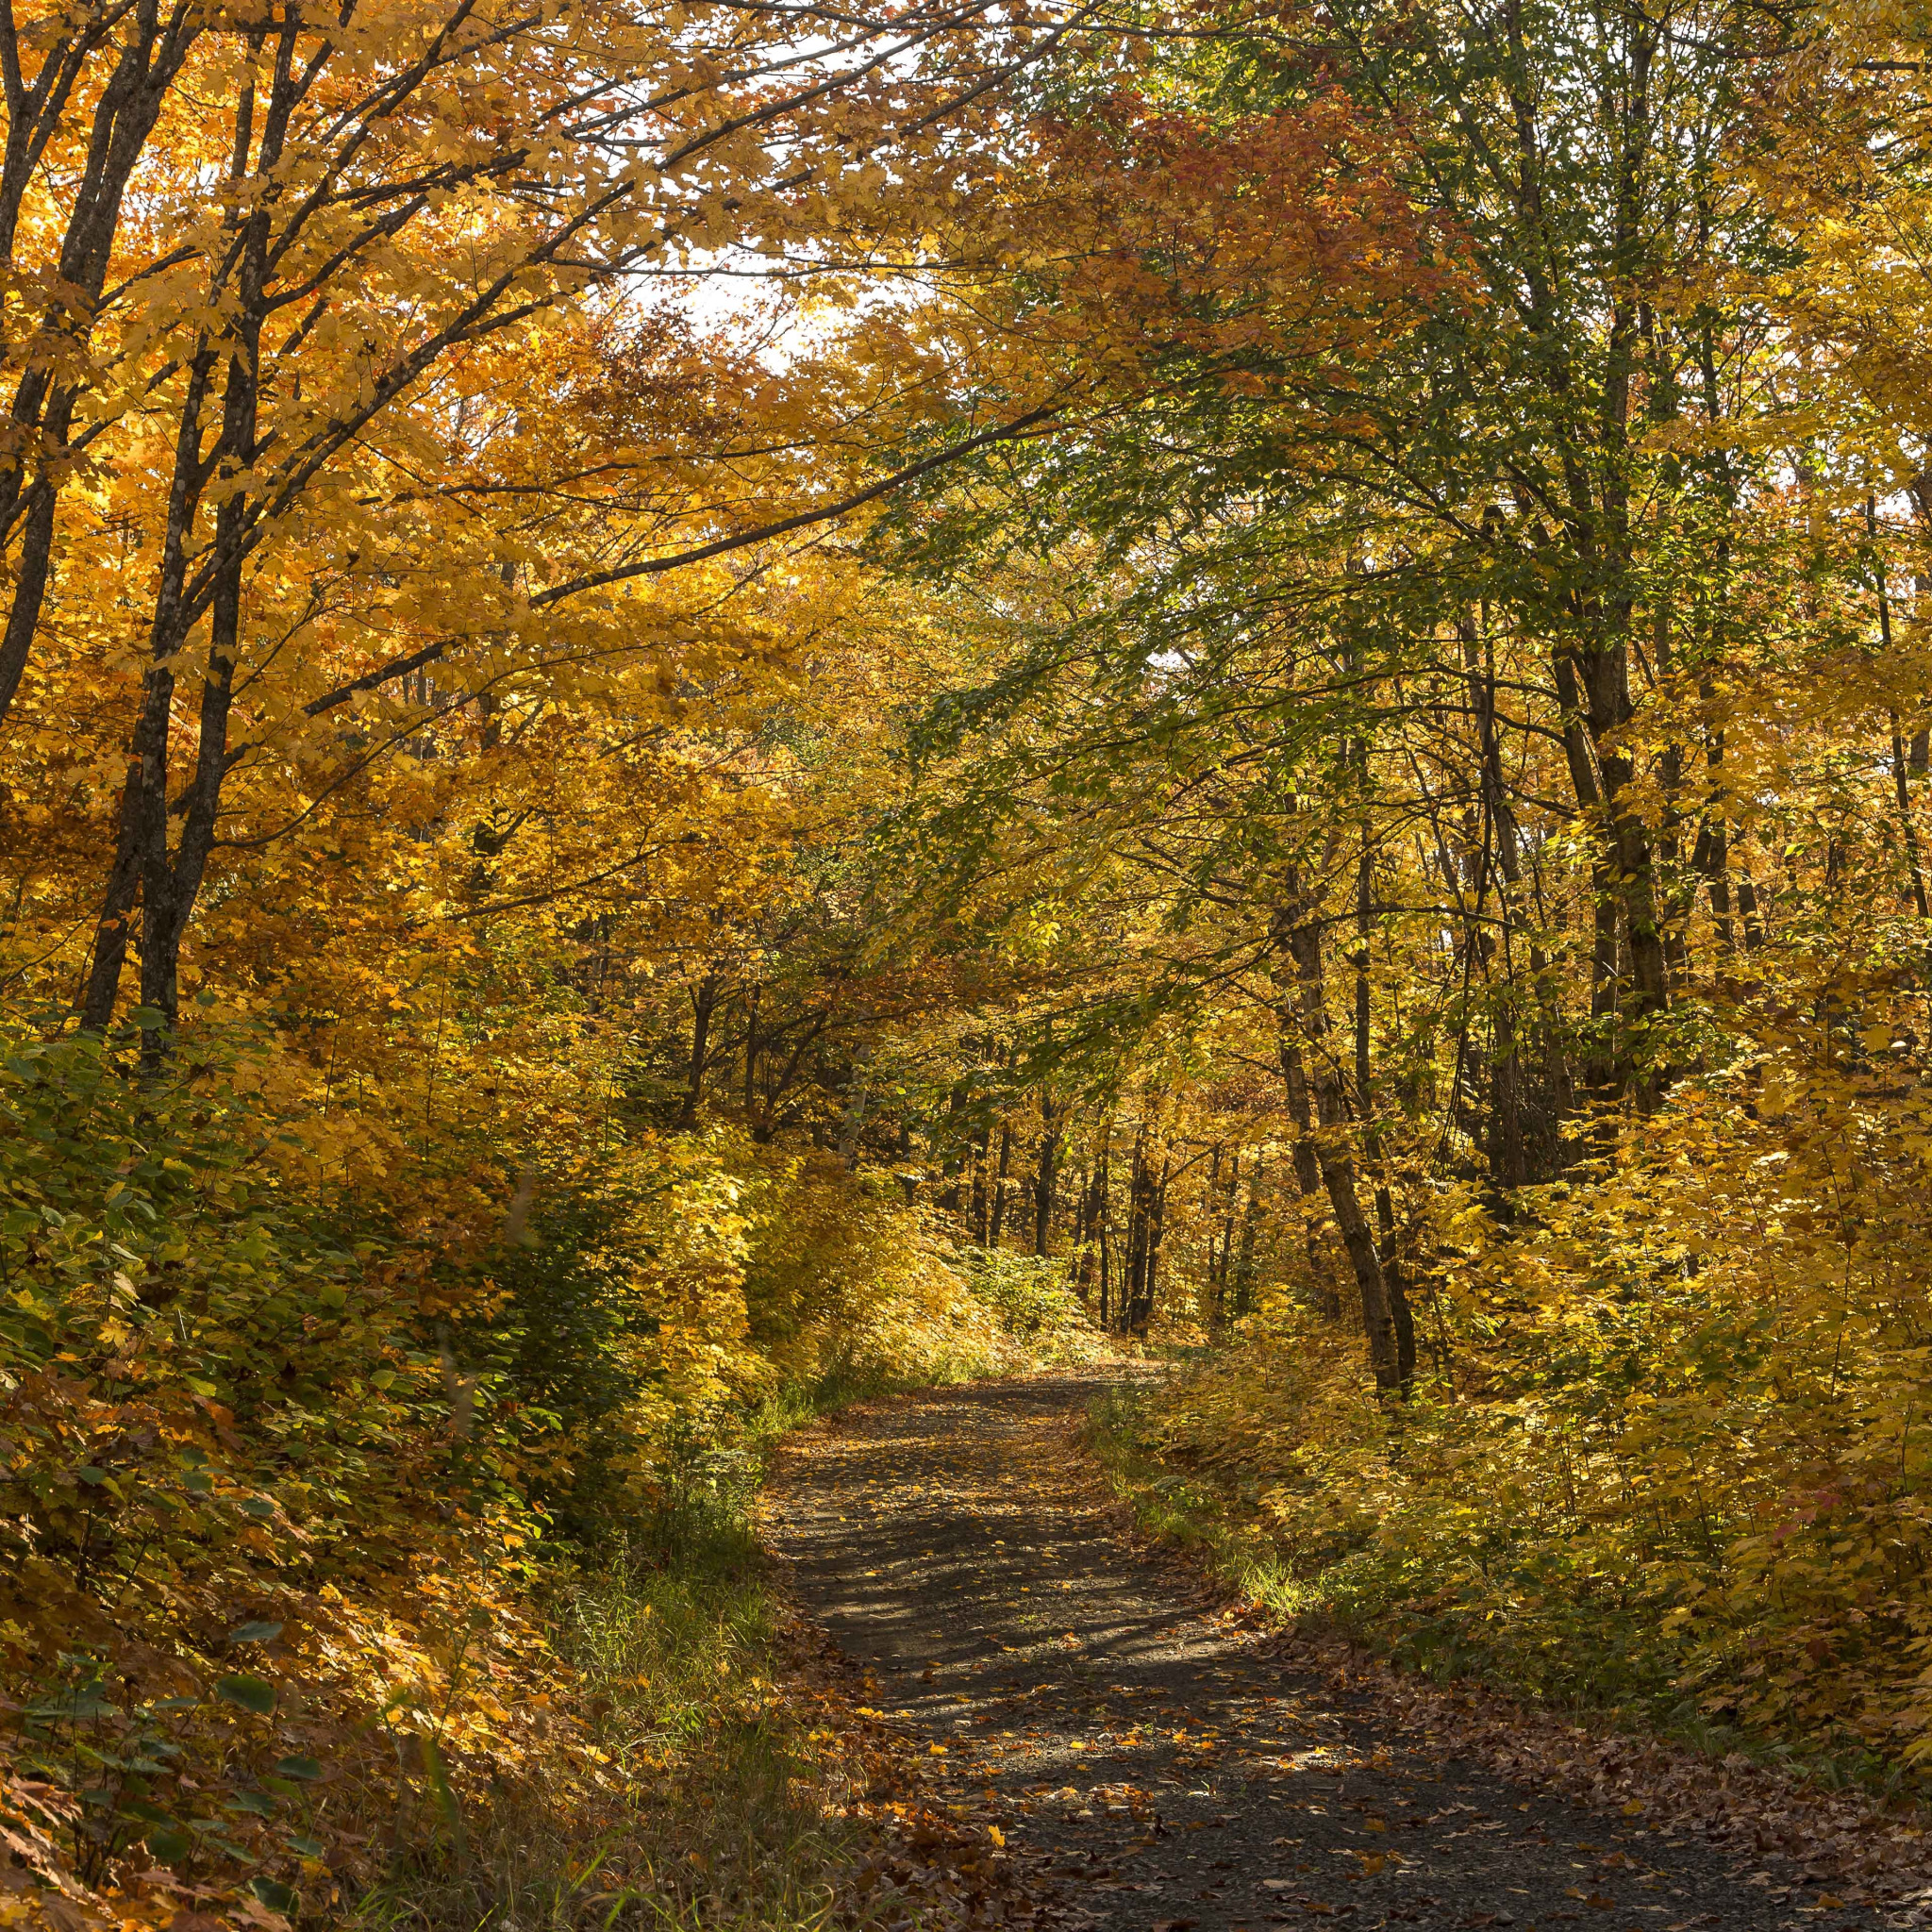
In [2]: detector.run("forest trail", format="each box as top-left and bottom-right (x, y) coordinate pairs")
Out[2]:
(765, 1374), (1893, 1932)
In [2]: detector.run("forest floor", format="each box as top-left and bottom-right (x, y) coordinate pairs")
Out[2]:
(763, 1370), (1928, 1932)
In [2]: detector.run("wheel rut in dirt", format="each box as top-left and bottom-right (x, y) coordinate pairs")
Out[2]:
(765, 1373), (1897, 1932)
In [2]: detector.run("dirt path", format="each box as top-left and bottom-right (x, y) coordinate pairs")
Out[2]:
(765, 1374), (1907, 1932)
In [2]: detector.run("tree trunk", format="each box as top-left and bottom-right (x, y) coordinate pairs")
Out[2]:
(1277, 894), (1407, 1394)
(0, 5), (200, 727)
(1033, 1092), (1059, 1255)
(1074, 1128), (1109, 1304)
(78, 33), (301, 1041)
(676, 974), (720, 1128)
(939, 1084), (967, 1214)
(1231, 1161), (1261, 1321)
(1278, 1033), (1341, 1319)
(987, 1123), (1013, 1246)
(1123, 1128), (1155, 1333)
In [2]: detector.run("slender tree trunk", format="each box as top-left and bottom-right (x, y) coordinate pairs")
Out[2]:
(939, 1084), (967, 1214)
(1231, 1159), (1261, 1320)
(1351, 844), (1416, 1386)
(1890, 713), (1929, 923)
(1689, 692), (1737, 970)
(1208, 1145), (1233, 1328)
(1033, 1092), (1059, 1255)
(676, 974), (720, 1128)
(988, 1123), (1013, 1246)
(1277, 892), (1406, 1394)
(78, 32), (301, 1042)
(742, 983), (764, 1135)
(1096, 1152), (1112, 1331)
(1123, 1128), (1155, 1333)
(1074, 1127), (1109, 1302)
(1279, 1033), (1340, 1318)
(1141, 1157), (1169, 1333)
(1069, 1162), (1090, 1290)
(1736, 851), (1766, 953)
(0, 2), (201, 727)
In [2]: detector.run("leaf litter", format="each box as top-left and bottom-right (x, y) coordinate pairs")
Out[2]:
(765, 1372), (1931, 1932)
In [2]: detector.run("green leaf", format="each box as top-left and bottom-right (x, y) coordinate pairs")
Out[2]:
(249, 1878), (296, 1912)
(128, 1007), (168, 1029)
(145, 1825), (192, 1863)
(30, 1683), (117, 1722)
(228, 1621), (283, 1644)
(286, 1834), (325, 1858)
(75, 1466), (108, 1485)
(214, 1674), (275, 1715)
(273, 1756), (323, 1782)
(225, 1790), (276, 1817)
(239, 1496), (276, 1519)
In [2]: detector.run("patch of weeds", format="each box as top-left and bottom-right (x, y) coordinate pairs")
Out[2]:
(350, 1461), (884, 1932)
(1085, 1389), (1321, 1625)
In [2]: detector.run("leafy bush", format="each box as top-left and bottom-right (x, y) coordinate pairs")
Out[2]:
(952, 1246), (1104, 1359)
(0, 1022), (1103, 1931)
(1089, 1061), (1932, 1792)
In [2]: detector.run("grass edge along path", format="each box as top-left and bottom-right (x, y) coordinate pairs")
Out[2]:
(349, 1379), (1067, 1932)
(1081, 1381), (1932, 1917)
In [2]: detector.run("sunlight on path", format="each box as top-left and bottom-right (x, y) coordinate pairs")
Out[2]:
(766, 1374), (1902, 1932)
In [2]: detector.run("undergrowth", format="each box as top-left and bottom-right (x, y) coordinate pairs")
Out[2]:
(353, 1409), (891, 1932)
(0, 1026), (1094, 1932)
(1085, 1375), (1932, 1810)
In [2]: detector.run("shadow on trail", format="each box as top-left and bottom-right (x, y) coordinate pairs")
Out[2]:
(767, 1374), (1896, 1932)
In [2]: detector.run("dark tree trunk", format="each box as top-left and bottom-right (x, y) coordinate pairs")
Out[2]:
(1231, 1161), (1261, 1321)
(1277, 891), (1407, 1395)
(1123, 1131), (1157, 1334)
(1074, 1128), (1109, 1304)
(743, 983), (762, 1134)
(676, 974), (721, 1128)
(1033, 1092), (1060, 1255)
(939, 1084), (967, 1214)
(988, 1123), (1013, 1247)
(78, 26), (303, 1044)
(0, 0), (201, 727)
(1278, 1035), (1341, 1319)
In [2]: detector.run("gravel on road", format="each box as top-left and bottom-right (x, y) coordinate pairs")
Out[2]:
(764, 1373), (1913, 1932)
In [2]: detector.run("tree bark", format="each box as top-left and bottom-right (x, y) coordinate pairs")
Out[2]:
(0, 0), (201, 726)
(677, 977), (720, 1128)
(1033, 1091), (1059, 1255)
(1277, 894), (1407, 1394)
(987, 1123), (1012, 1246)
(1231, 1160), (1261, 1321)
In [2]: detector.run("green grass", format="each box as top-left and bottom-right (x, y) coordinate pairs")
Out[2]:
(351, 1422), (888, 1932)
(1084, 1387), (1324, 1624)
